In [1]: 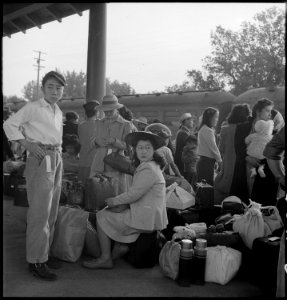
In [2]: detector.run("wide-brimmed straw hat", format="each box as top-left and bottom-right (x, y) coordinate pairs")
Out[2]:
(145, 123), (172, 139)
(125, 131), (166, 150)
(97, 95), (123, 111)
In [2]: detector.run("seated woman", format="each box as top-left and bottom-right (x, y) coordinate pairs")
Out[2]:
(62, 134), (81, 174)
(82, 131), (168, 269)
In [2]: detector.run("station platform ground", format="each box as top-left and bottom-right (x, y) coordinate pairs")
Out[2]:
(3, 195), (264, 297)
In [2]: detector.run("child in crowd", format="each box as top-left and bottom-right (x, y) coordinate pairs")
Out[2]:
(145, 123), (183, 178)
(245, 119), (274, 178)
(181, 134), (199, 188)
(62, 134), (81, 174)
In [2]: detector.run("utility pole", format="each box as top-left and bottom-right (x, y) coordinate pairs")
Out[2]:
(33, 50), (47, 101)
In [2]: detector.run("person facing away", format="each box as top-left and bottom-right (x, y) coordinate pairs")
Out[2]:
(3, 70), (66, 281)
(62, 134), (81, 174)
(82, 131), (168, 270)
(145, 123), (183, 177)
(174, 112), (194, 175)
(245, 119), (274, 178)
(196, 107), (222, 186)
(77, 100), (100, 183)
(62, 111), (79, 152)
(118, 105), (138, 132)
(213, 103), (251, 204)
(181, 134), (199, 188)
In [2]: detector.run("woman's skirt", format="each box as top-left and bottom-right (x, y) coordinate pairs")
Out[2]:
(97, 207), (140, 243)
(196, 155), (216, 186)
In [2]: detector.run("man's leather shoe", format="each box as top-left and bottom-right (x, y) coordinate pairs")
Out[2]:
(46, 256), (62, 269)
(29, 263), (57, 281)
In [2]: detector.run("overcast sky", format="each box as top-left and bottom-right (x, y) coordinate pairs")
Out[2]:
(2, 2), (285, 98)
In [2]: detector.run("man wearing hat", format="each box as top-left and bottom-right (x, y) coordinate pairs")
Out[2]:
(3, 70), (66, 281)
(174, 113), (195, 176)
(90, 94), (134, 194)
(78, 100), (101, 183)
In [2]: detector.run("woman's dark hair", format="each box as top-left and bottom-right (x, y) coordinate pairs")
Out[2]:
(199, 107), (219, 130)
(131, 137), (166, 170)
(118, 106), (134, 121)
(252, 98), (274, 119)
(226, 103), (251, 124)
(63, 134), (81, 154)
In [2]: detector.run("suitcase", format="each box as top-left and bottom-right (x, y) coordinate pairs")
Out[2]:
(161, 206), (222, 241)
(125, 231), (160, 268)
(3, 173), (13, 196)
(251, 235), (281, 297)
(84, 174), (116, 212)
(195, 180), (214, 209)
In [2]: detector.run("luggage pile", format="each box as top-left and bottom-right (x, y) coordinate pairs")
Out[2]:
(3, 159), (28, 207)
(159, 178), (285, 293)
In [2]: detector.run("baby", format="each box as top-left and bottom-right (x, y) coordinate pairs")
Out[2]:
(245, 119), (274, 178)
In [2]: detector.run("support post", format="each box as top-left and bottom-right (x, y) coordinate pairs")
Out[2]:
(86, 3), (107, 103)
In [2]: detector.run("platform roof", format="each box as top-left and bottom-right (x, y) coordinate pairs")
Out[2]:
(3, 3), (92, 38)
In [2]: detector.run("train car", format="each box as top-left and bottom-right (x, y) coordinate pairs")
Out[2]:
(233, 86), (285, 118)
(57, 89), (236, 136)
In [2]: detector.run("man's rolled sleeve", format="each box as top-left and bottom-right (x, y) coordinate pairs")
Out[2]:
(3, 106), (31, 141)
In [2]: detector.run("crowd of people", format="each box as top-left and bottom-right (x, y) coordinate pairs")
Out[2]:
(3, 70), (285, 284)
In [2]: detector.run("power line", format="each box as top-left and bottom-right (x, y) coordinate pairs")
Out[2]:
(33, 50), (47, 101)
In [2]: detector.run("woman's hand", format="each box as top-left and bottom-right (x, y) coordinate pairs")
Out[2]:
(102, 137), (116, 146)
(245, 156), (261, 167)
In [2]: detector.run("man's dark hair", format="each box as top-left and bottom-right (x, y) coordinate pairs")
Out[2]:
(65, 111), (79, 121)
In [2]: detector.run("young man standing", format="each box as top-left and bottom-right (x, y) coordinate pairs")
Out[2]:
(3, 71), (66, 281)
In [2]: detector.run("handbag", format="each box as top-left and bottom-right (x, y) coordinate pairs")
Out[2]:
(84, 173), (116, 212)
(51, 205), (89, 262)
(159, 240), (181, 280)
(232, 200), (265, 249)
(205, 246), (242, 285)
(104, 151), (135, 175)
(261, 206), (283, 236)
(166, 182), (195, 210)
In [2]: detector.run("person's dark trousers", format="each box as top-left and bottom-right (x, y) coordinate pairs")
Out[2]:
(183, 171), (197, 189)
(196, 156), (216, 186)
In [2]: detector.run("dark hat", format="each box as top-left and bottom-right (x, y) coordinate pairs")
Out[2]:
(97, 94), (123, 111)
(125, 131), (166, 150)
(145, 123), (172, 139)
(83, 100), (100, 110)
(42, 71), (66, 86)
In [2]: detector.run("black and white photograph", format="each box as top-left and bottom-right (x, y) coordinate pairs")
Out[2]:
(3, 2), (285, 297)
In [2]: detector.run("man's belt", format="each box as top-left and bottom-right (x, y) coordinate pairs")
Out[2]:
(38, 144), (61, 151)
